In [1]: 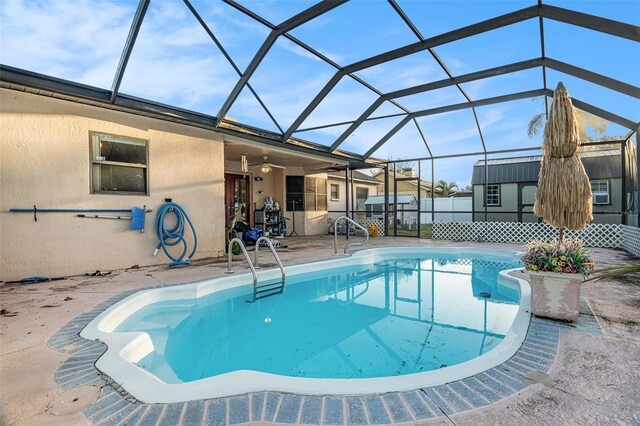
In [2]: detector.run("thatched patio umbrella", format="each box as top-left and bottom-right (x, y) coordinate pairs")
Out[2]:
(533, 82), (592, 241)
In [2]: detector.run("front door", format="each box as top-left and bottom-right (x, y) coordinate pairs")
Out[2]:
(225, 173), (251, 226)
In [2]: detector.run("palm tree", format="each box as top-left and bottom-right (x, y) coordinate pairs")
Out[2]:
(528, 106), (611, 142)
(435, 180), (458, 197)
(583, 264), (640, 282)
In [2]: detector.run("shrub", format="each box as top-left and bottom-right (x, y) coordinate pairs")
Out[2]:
(522, 239), (594, 276)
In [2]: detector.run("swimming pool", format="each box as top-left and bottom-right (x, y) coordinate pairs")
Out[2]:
(82, 248), (530, 403)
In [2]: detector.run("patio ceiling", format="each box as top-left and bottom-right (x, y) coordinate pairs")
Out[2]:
(224, 136), (350, 171)
(1, 0), (638, 168)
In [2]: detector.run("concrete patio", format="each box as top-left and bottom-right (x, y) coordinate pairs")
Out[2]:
(1, 236), (639, 425)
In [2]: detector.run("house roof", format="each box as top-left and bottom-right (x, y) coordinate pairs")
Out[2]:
(474, 149), (621, 166)
(365, 194), (417, 205)
(471, 149), (623, 184)
(327, 170), (380, 185)
(371, 170), (440, 193)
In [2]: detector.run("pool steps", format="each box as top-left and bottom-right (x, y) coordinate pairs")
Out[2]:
(227, 237), (286, 302)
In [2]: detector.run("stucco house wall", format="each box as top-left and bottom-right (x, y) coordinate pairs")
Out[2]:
(327, 177), (379, 220)
(1, 89), (225, 281)
(371, 169), (438, 198)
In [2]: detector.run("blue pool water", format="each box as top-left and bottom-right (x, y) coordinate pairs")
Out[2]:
(116, 252), (522, 383)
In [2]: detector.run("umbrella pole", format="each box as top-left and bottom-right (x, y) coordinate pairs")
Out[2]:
(559, 227), (564, 243)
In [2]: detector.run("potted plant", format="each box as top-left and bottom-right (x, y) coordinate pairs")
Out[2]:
(525, 83), (594, 322)
(522, 239), (594, 321)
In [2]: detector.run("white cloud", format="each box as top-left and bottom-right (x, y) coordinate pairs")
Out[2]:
(355, 52), (449, 94)
(396, 86), (468, 112)
(419, 110), (484, 151)
(341, 115), (407, 153)
(1, 0), (135, 87)
(299, 83), (379, 130)
(274, 38), (323, 62)
(251, 72), (334, 126)
(0, 0), (263, 112)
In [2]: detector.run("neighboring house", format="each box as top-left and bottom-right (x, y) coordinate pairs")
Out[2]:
(366, 168), (473, 227)
(371, 167), (439, 199)
(471, 146), (638, 225)
(365, 194), (418, 228)
(327, 170), (379, 221)
(451, 189), (472, 198)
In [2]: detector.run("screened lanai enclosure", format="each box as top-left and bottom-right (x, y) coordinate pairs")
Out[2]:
(1, 0), (639, 243)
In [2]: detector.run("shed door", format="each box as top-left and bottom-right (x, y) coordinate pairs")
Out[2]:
(518, 183), (539, 223)
(392, 177), (419, 237)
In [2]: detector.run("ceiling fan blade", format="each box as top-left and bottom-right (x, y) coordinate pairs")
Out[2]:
(248, 162), (286, 168)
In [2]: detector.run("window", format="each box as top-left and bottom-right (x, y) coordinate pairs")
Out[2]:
(355, 187), (369, 210)
(90, 132), (148, 195)
(330, 183), (340, 200)
(591, 180), (610, 204)
(286, 175), (327, 211)
(486, 184), (500, 206)
(286, 176), (304, 211)
(305, 176), (327, 211)
(366, 203), (384, 218)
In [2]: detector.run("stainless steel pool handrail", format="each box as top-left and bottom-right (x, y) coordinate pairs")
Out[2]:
(226, 238), (257, 291)
(255, 237), (286, 286)
(334, 216), (369, 255)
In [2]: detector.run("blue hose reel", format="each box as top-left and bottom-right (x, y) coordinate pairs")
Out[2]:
(153, 202), (197, 267)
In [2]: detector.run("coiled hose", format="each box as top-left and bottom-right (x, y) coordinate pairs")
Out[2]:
(153, 202), (197, 266)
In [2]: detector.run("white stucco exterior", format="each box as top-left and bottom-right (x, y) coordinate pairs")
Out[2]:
(1, 89), (226, 281)
(327, 174), (379, 223)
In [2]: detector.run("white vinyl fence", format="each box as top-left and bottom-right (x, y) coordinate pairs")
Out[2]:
(420, 197), (472, 224)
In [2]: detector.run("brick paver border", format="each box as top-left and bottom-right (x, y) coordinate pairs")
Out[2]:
(47, 286), (602, 425)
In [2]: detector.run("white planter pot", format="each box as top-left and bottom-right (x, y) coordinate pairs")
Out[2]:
(527, 271), (582, 322)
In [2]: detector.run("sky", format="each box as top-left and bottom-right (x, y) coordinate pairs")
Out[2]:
(1, 0), (639, 186)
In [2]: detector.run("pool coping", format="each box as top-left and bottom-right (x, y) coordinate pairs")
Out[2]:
(47, 258), (604, 425)
(79, 248), (531, 401)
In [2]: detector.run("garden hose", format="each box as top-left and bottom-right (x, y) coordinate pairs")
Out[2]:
(153, 202), (197, 266)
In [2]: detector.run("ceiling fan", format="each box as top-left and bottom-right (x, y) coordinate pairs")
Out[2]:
(249, 156), (285, 173)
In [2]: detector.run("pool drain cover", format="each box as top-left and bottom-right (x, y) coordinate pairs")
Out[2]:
(48, 385), (101, 416)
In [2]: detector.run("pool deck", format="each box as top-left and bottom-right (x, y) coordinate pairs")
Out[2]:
(1, 236), (639, 425)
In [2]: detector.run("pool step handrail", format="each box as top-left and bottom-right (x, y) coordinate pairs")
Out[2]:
(254, 237), (286, 300)
(334, 216), (369, 255)
(226, 238), (258, 298)
(227, 237), (286, 302)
